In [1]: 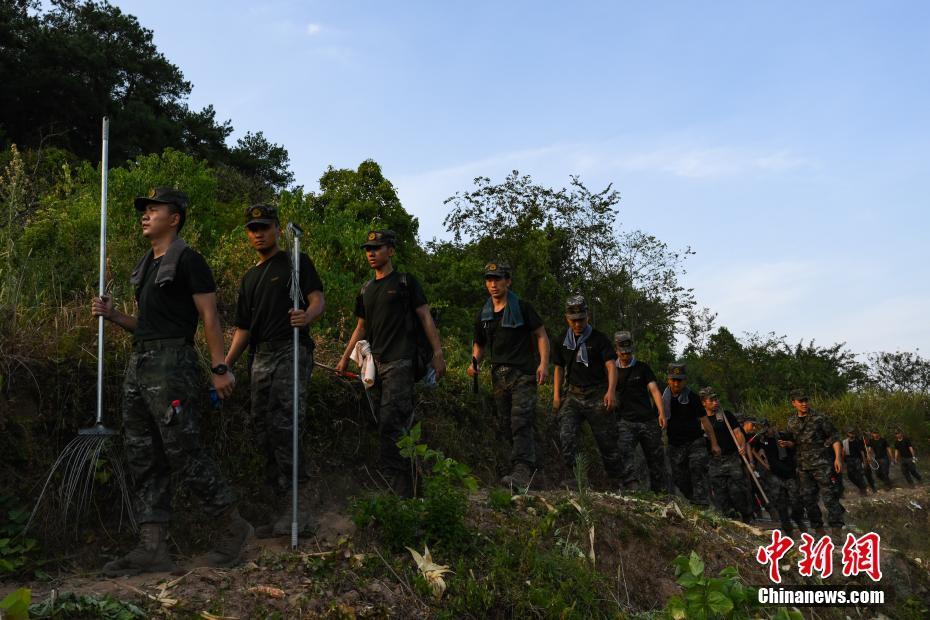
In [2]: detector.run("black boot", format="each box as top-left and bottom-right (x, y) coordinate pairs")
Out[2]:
(205, 508), (253, 568)
(102, 522), (175, 577)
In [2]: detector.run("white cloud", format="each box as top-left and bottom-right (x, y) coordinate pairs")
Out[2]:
(306, 22), (322, 36)
(611, 146), (814, 179)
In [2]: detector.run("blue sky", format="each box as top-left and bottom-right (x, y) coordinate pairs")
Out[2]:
(115, 0), (929, 355)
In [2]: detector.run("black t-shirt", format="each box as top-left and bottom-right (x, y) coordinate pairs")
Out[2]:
(234, 251), (323, 349)
(134, 248), (216, 342)
(473, 298), (544, 375)
(706, 410), (741, 456)
(871, 438), (890, 459)
(894, 438), (913, 456)
(354, 271), (428, 363)
(616, 360), (658, 422)
(666, 390), (706, 446)
(759, 432), (797, 479)
(845, 437), (867, 460)
(552, 328), (616, 388)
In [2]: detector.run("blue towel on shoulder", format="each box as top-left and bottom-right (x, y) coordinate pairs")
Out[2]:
(480, 290), (524, 327)
(562, 324), (592, 367)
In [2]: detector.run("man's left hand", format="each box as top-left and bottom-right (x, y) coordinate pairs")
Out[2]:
(536, 364), (549, 385)
(212, 371), (236, 400)
(432, 351), (446, 380)
(288, 308), (310, 327)
(834, 458), (843, 474)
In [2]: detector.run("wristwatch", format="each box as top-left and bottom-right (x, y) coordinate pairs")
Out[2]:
(211, 363), (229, 376)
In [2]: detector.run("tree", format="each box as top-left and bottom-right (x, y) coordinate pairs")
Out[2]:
(868, 351), (930, 393)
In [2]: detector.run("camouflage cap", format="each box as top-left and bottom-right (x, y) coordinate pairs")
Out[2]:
(565, 295), (588, 319)
(845, 426), (856, 434)
(484, 260), (511, 278)
(244, 203), (279, 227)
(789, 388), (809, 402)
(361, 229), (396, 248)
(667, 361), (686, 379)
(698, 386), (719, 401)
(759, 418), (770, 427)
(614, 330), (634, 353)
(134, 186), (189, 212)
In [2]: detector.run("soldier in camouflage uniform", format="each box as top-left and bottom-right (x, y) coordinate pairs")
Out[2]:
(92, 187), (250, 576)
(664, 363), (719, 506)
(613, 331), (668, 493)
(699, 387), (754, 521)
(336, 230), (446, 497)
(469, 261), (549, 489)
(552, 296), (622, 489)
(784, 389), (844, 534)
(225, 205), (325, 537)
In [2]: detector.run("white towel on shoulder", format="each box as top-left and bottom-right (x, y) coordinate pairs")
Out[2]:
(350, 340), (377, 388)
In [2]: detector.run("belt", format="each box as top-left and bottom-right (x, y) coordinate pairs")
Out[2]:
(253, 339), (308, 353)
(133, 337), (190, 352)
(566, 383), (606, 395)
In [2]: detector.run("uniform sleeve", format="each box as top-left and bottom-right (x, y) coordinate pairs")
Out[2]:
(233, 274), (250, 329)
(182, 250), (217, 294)
(300, 253), (324, 295)
(641, 362), (658, 385)
(522, 301), (543, 331)
(474, 312), (487, 346)
(599, 334), (617, 362)
(406, 274), (428, 308)
(819, 415), (840, 447)
(552, 341), (565, 367)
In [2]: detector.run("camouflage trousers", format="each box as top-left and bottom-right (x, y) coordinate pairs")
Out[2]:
(250, 341), (312, 491)
(617, 418), (667, 493)
(370, 358), (415, 476)
(863, 459), (877, 491)
(708, 453), (752, 519)
(799, 465), (845, 528)
(491, 365), (538, 467)
(121, 340), (236, 524)
(844, 457), (868, 493)
(875, 456), (891, 488)
(767, 475), (805, 531)
(558, 385), (623, 480)
(900, 457), (922, 484)
(668, 437), (710, 506)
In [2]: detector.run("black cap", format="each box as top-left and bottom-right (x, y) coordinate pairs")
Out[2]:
(245, 204), (279, 227)
(134, 186), (189, 212)
(759, 418), (770, 427)
(699, 386), (719, 401)
(667, 361), (686, 380)
(361, 229), (396, 248)
(565, 295), (588, 319)
(614, 331), (634, 353)
(789, 388), (809, 401)
(484, 260), (511, 278)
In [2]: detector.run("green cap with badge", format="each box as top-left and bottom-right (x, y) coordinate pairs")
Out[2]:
(245, 204), (279, 227)
(699, 386), (719, 401)
(134, 186), (189, 212)
(667, 361), (687, 380)
(789, 388), (809, 402)
(361, 229), (396, 248)
(484, 260), (511, 278)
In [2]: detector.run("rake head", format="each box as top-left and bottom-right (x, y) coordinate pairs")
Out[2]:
(78, 423), (119, 436)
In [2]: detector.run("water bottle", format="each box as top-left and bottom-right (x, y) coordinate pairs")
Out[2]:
(208, 387), (223, 410)
(164, 399), (181, 425)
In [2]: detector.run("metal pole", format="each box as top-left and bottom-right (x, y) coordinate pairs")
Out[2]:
(288, 222), (303, 549)
(96, 117), (109, 426)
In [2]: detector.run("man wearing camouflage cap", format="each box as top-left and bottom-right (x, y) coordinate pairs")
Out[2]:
(552, 295), (622, 489)
(92, 187), (250, 575)
(469, 261), (549, 489)
(663, 362), (719, 505)
(699, 387), (754, 521)
(785, 389), (844, 534)
(613, 331), (668, 493)
(336, 230), (445, 497)
(224, 205), (326, 537)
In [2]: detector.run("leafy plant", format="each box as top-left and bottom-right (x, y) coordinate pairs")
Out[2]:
(30, 591), (147, 620)
(0, 588), (30, 620)
(0, 495), (39, 575)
